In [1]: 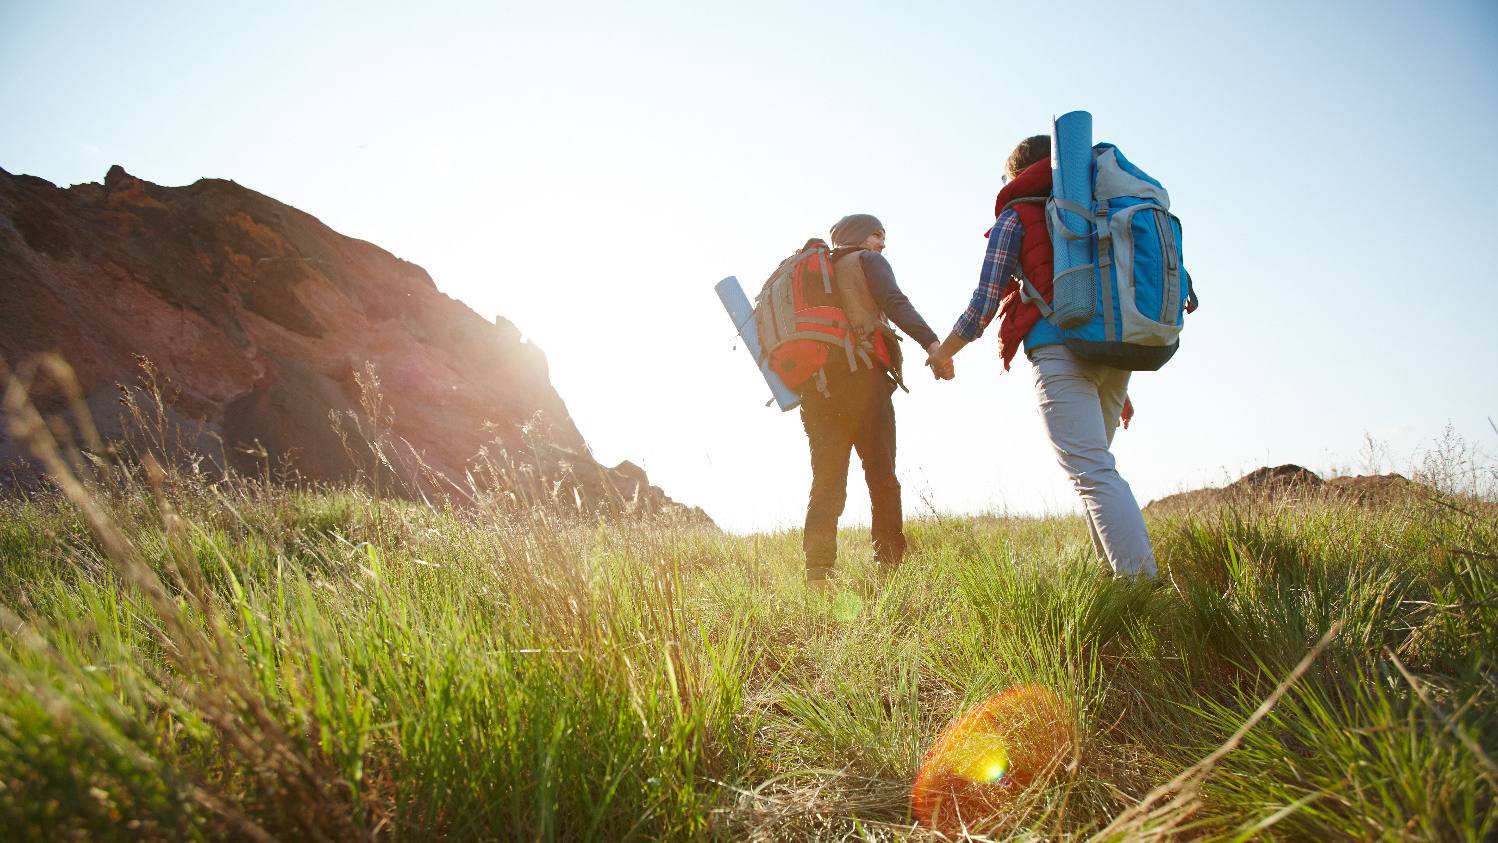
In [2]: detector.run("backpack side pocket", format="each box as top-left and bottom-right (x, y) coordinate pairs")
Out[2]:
(1045, 196), (1097, 329)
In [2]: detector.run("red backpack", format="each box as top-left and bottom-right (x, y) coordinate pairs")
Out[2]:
(753, 239), (884, 394)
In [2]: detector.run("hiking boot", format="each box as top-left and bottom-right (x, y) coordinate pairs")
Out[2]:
(806, 568), (834, 594)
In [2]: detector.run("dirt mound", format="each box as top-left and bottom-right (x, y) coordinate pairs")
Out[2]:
(1146, 464), (1419, 514)
(1233, 464), (1324, 490)
(1322, 473), (1419, 505)
(0, 165), (706, 522)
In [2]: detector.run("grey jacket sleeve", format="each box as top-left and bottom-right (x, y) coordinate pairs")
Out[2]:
(860, 252), (939, 349)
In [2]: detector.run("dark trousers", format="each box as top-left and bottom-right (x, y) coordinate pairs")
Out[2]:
(800, 367), (906, 579)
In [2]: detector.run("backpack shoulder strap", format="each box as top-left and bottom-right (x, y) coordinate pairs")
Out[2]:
(999, 196), (1047, 216)
(1017, 274), (1054, 320)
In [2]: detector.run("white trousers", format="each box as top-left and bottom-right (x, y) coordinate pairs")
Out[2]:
(1029, 345), (1157, 577)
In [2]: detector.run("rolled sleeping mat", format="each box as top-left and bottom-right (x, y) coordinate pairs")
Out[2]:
(1048, 110), (1098, 328)
(714, 276), (801, 412)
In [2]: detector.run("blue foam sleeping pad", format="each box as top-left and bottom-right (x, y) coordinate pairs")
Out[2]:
(714, 276), (801, 412)
(1050, 111), (1096, 326)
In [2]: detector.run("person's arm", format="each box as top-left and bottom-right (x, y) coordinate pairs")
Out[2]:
(926, 212), (1023, 378)
(859, 252), (940, 356)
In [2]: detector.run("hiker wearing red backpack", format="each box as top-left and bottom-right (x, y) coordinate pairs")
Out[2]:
(925, 135), (1184, 578)
(797, 214), (946, 587)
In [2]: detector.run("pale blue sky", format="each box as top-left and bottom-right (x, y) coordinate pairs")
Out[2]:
(3, 1), (1496, 531)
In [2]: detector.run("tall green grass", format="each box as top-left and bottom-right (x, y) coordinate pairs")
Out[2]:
(1, 363), (1494, 840)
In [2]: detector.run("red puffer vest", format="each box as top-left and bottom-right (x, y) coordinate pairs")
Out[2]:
(988, 158), (1054, 369)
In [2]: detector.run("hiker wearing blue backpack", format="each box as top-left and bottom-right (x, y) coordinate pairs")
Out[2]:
(925, 125), (1196, 578)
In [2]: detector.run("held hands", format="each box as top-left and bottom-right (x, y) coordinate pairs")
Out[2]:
(1121, 396), (1135, 429)
(925, 341), (955, 381)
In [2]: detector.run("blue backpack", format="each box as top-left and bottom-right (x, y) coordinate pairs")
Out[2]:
(1044, 139), (1197, 371)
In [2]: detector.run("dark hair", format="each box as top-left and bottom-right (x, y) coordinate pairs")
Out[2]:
(1005, 135), (1050, 180)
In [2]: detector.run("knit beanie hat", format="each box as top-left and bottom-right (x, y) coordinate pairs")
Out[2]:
(830, 214), (884, 249)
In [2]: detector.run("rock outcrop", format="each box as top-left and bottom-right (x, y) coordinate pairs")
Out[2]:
(0, 165), (704, 521)
(1145, 464), (1418, 514)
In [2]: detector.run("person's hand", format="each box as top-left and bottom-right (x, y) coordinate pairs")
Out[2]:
(1121, 396), (1135, 429)
(925, 342), (955, 381)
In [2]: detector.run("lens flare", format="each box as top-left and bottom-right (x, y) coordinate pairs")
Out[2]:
(911, 684), (1074, 835)
(830, 590), (863, 622)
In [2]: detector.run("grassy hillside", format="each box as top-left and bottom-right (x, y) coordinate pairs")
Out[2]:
(1, 387), (1495, 839)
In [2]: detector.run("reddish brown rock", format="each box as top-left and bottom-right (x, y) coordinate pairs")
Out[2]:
(0, 165), (704, 522)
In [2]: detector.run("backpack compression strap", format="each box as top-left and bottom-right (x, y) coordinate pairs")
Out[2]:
(1093, 198), (1114, 342)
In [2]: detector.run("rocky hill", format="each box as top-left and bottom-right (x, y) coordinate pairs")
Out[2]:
(1144, 464), (1420, 514)
(0, 165), (702, 520)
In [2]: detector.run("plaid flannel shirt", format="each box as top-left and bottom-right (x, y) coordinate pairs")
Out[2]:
(952, 210), (1023, 342)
